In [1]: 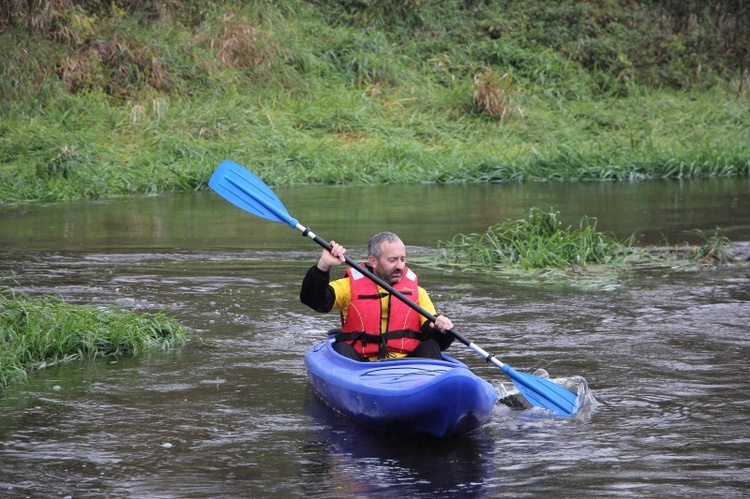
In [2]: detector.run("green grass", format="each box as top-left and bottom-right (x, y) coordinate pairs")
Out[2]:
(0, 287), (188, 388)
(0, 1), (748, 202)
(437, 209), (635, 270)
(433, 210), (745, 284)
(686, 230), (734, 263)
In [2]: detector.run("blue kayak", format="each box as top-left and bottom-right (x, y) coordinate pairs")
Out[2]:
(304, 339), (498, 437)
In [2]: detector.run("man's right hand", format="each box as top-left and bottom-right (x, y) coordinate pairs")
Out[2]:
(317, 240), (347, 272)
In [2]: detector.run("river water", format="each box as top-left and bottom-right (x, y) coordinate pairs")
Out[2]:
(1, 179), (748, 497)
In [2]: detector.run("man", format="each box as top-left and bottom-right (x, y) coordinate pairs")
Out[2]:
(300, 231), (455, 361)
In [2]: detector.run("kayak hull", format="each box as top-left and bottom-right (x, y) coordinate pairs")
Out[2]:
(304, 339), (498, 437)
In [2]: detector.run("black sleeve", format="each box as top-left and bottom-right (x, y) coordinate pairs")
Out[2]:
(300, 265), (336, 313)
(420, 322), (455, 351)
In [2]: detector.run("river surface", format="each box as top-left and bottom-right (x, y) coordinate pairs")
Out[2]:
(1, 179), (749, 497)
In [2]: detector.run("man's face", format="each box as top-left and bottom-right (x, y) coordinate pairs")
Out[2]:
(369, 239), (407, 285)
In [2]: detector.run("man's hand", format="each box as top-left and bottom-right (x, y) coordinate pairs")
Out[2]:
(430, 314), (454, 333)
(317, 241), (347, 272)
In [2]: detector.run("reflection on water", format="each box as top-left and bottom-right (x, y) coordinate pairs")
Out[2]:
(1, 179), (749, 497)
(301, 389), (497, 497)
(2, 178), (748, 252)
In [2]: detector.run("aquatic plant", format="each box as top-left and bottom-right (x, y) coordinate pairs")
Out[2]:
(0, 287), (188, 388)
(687, 230), (733, 263)
(438, 209), (635, 270)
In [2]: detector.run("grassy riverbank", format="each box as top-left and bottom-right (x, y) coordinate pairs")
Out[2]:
(0, 287), (188, 387)
(1, 1), (748, 202)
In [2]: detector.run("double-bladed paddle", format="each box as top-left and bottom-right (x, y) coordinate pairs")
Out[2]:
(209, 159), (580, 416)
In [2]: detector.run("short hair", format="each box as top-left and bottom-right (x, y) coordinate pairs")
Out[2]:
(368, 231), (401, 258)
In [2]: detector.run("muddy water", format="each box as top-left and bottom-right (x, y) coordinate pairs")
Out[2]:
(1, 179), (749, 497)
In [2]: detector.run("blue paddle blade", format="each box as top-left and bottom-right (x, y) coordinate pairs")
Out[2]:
(504, 365), (579, 416)
(209, 159), (299, 227)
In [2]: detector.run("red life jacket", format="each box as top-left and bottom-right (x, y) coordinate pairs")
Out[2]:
(337, 264), (422, 358)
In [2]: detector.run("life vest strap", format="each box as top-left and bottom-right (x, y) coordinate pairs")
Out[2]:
(334, 329), (422, 359)
(355, 292), (390, 300)
(355, 291), (413, 300)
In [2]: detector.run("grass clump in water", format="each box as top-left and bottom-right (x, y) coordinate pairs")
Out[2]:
(438, 208), (634, 270)
(685, 230), (734, 264)
(0, 288), (188, 388)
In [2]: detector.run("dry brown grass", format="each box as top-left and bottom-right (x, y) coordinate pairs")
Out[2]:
(214, 13), (271, 71)
(56, 36), (172, 97)
(472, 68), (523, 122)
(1, 0), (70, 31)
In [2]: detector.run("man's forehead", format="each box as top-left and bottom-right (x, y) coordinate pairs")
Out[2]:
(380, 240), (405, 255)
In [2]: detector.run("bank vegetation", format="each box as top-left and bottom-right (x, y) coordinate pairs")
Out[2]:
(0, 0), (748, 202)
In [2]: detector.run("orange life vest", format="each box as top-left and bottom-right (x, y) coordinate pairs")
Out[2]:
(337, 264), (422, 358)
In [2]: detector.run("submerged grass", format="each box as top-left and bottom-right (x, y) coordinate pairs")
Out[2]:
(0, 287), (188, 388)
(685, 230), (734, 264)
(438, 209), (635, 270)
(433, 210), (746, 288)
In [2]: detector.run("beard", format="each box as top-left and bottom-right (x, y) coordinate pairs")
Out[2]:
(378, 268), (402, 285)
